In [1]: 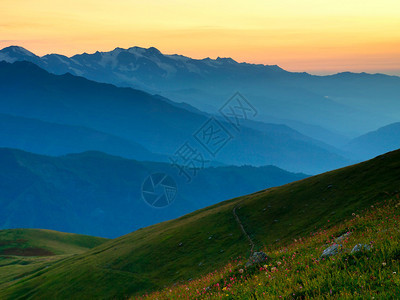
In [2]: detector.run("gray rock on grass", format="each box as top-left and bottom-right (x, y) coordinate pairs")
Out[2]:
(246, 251), (269, 267)
(321, 244), (342, 258)
(335, 232), (351, 243)
(351, 243), (372, 254)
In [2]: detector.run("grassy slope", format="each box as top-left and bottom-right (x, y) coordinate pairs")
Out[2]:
(0, 229), (108, 292)
(143, 199), (400, 299)
(1, 150), (400, 299)
(0, 229), (108, 255)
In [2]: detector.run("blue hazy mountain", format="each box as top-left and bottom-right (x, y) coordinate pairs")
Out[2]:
(0, 113), (166, 160)
(345, 122), (400, 160)
(0, 61), (351, 173)
(0, 148), (308, 237)
(1, 46), (399, 144)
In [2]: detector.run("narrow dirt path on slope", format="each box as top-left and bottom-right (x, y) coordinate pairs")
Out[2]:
(232, 205), (255, 255)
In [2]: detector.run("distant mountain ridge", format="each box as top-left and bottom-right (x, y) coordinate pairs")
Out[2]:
(345, 122), (400, 160)
(0, 113), (164, 161)
(0, 45), (286, 91)
(1, 45), (399, 142)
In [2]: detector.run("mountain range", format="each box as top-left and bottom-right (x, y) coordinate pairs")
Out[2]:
(1, 45), (400, 144)
(0, 60), (352, 174)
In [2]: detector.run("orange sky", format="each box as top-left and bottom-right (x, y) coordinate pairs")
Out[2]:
(1, 0), (400, 74)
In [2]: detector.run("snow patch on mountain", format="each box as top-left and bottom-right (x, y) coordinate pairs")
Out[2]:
(0, 46), (37, 62)
(98, 52), (120, 68)
(10, 46), (36, 57)
(68, 67), (84, 76)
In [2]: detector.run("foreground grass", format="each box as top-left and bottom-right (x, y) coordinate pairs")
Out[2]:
(141, 198), (400, 299)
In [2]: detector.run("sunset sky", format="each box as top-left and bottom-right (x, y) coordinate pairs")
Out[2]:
(1, 0), (399, 74)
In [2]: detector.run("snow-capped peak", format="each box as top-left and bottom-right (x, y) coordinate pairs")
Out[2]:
(1, 46), (36, 57)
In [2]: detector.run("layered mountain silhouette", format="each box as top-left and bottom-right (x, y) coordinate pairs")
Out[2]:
(1, 46), (399, 144)
(0, 60), (351, 173)
(0, 113), (163, 160)
(345, 122), (400, 160)
(0, 148), (307, 237)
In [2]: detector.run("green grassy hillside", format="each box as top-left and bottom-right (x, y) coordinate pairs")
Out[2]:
(0, 229), (108, 256)
(1, 150), (399, 299)
(142, 199), (400, 299)
(0, 229), (108, 292)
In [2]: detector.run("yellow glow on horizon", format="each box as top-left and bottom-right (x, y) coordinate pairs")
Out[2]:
(1, 0), (400, 74)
